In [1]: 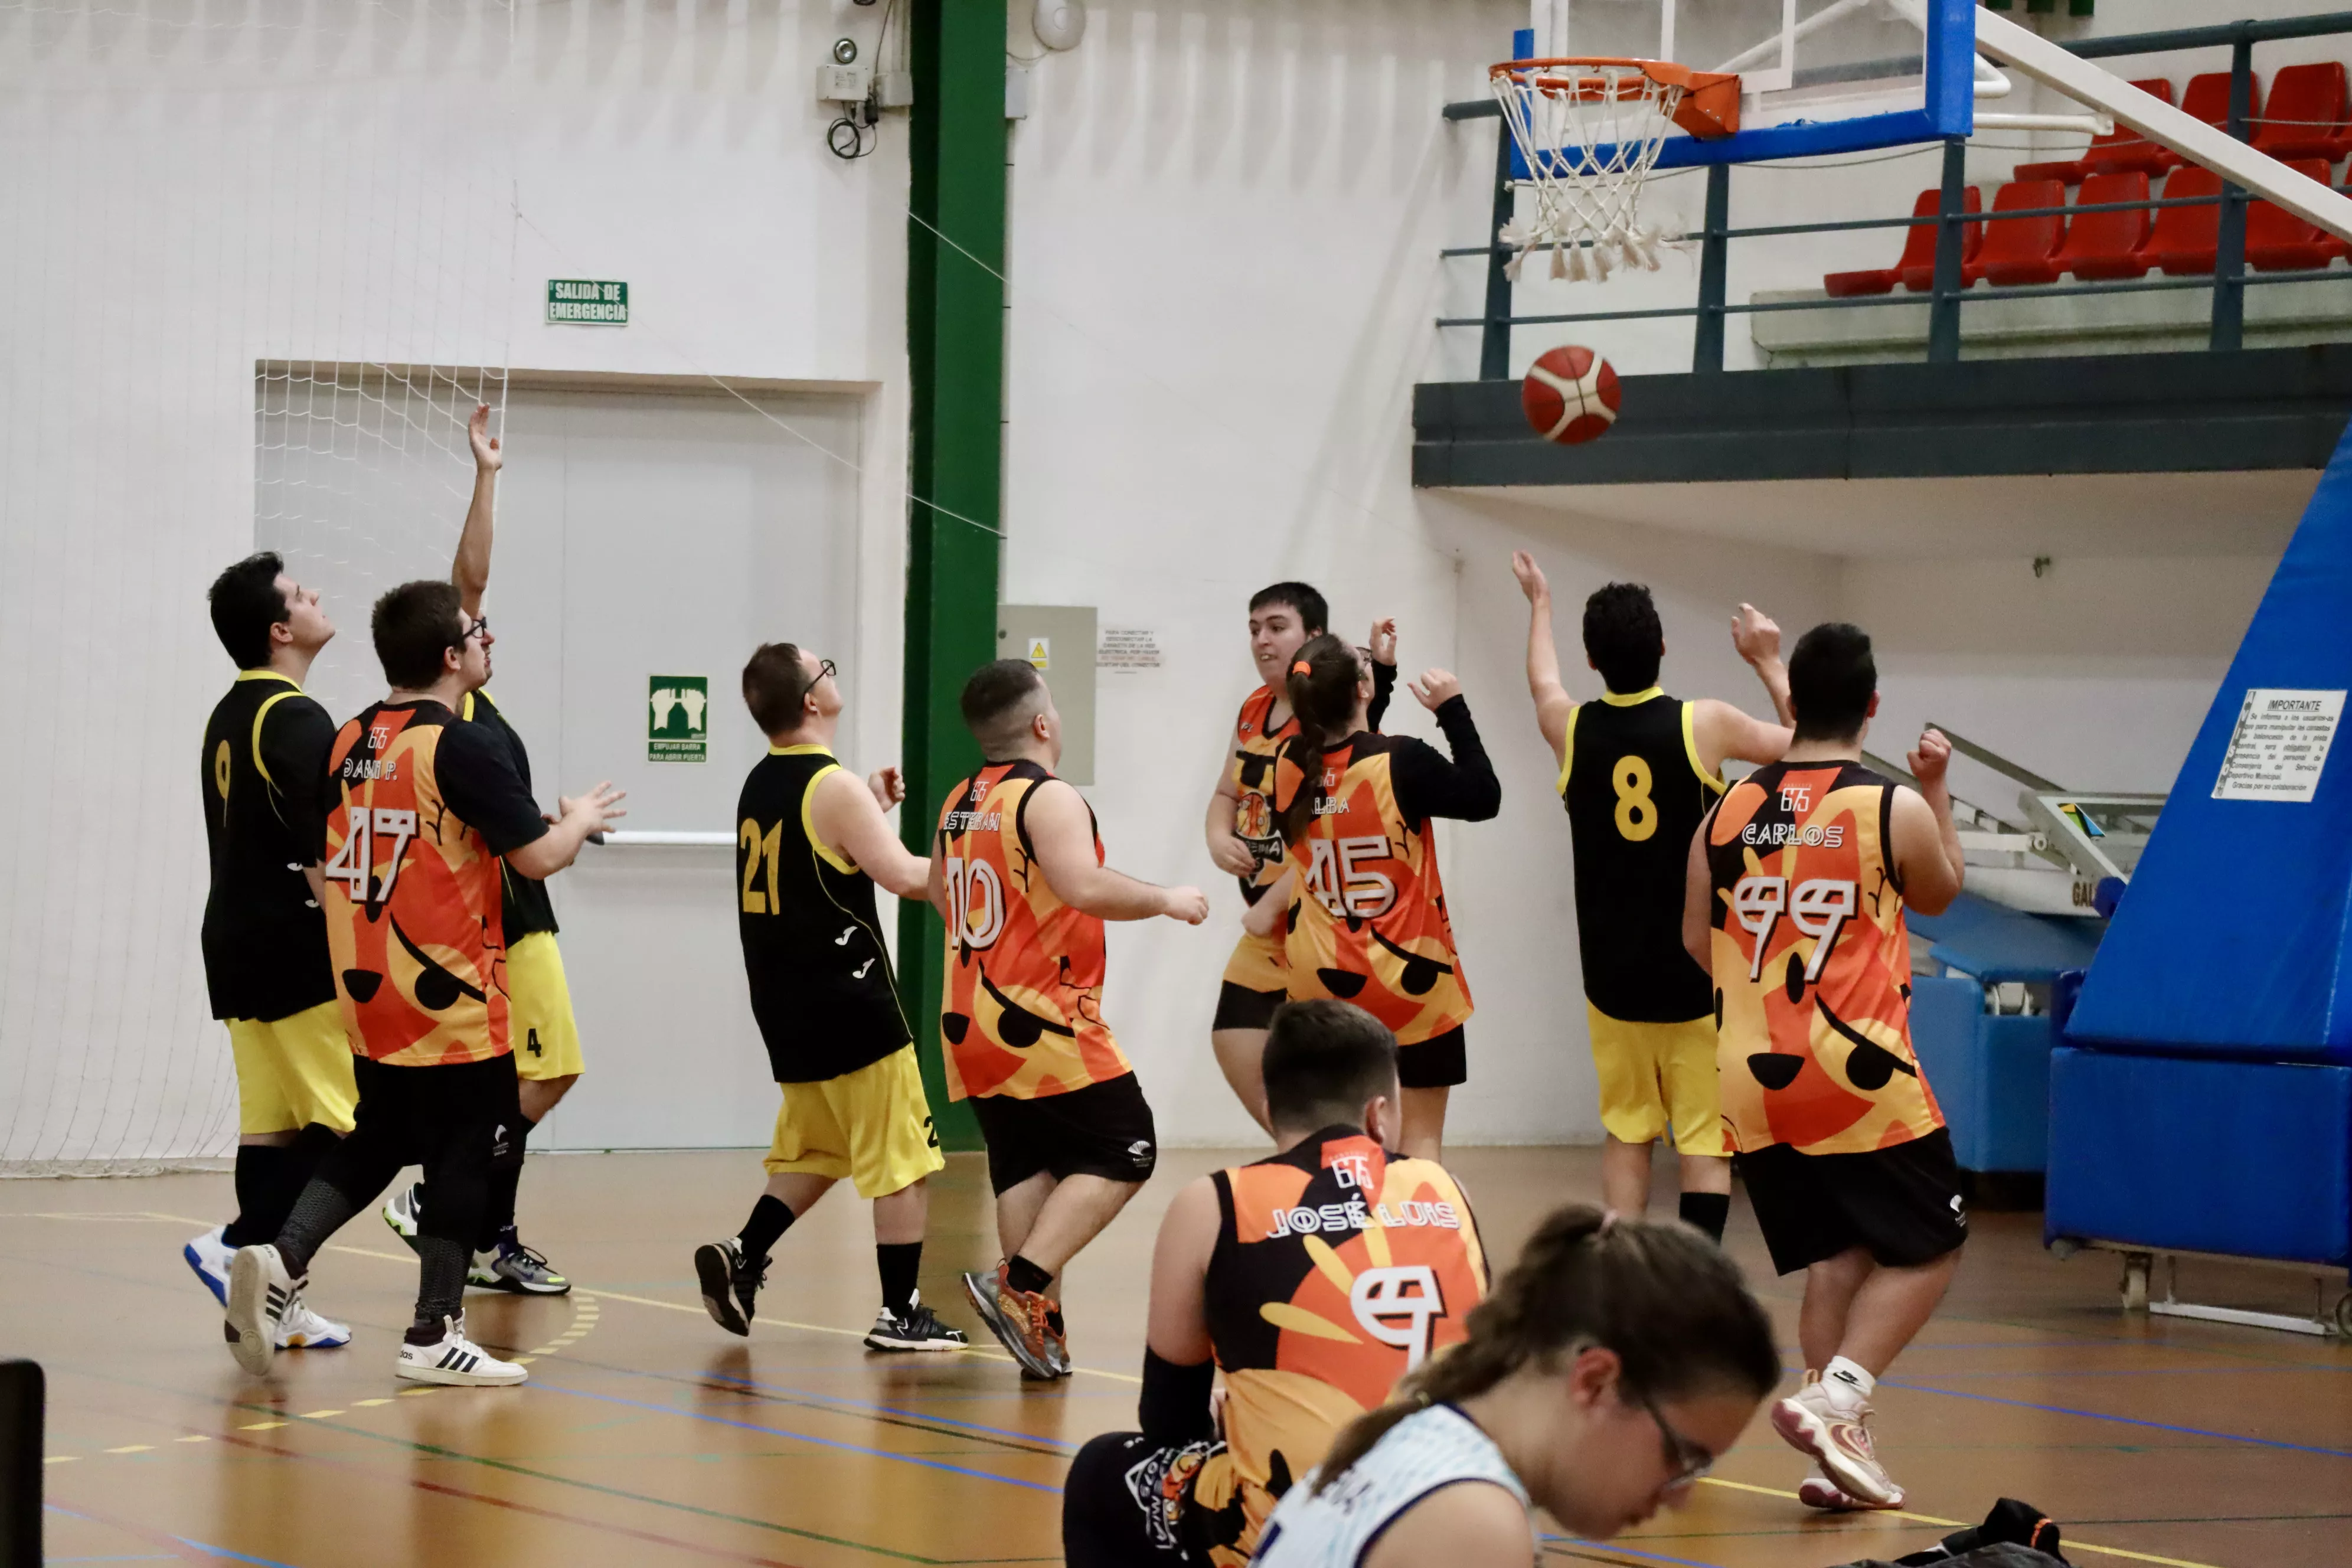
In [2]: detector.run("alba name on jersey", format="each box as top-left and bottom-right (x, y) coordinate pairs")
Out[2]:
(1704, 759), (1944, 1155)
(1562, 690), (1724, 1023)
(201, 671), (338, 1023)
(935, 760), (1132, 1100)
(322, 701), (550, 1066)
(737, 744), (912, 1083)
(1182, 1130), (1488, 1564)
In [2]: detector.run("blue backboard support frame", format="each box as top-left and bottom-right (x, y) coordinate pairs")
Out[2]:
(1503, 0), (1974, 178)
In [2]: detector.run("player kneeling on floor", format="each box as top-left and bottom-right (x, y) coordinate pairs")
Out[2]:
(1063, 999), (1490, 1567)
(694, 643), (964, 1353)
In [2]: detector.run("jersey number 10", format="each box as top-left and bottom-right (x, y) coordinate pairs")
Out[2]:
(323, 806), (419, 910)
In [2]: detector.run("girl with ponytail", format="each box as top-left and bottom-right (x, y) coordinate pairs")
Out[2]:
(1253, 1205), (1782, 1568)
(1244, 635), (1500, 1161)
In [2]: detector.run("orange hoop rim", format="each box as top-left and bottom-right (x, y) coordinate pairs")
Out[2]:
(1489, 57), (1742, 139)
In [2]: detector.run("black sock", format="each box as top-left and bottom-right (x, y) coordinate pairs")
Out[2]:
(479, 1115), (532, 1252)
(876, 1242), (922, 1317)
(223, 1144), (289, 1248)
(1678, 1191), (1731, 1244)
(739, 1194), (795, 1262)
(408, 1235), (471, 1344)
(1004, 1253), (1053, 1295)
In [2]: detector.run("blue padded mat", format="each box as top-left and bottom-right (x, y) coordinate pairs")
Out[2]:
(2069, 411), (2352, 1065)
(1907, 891), (2102, 985)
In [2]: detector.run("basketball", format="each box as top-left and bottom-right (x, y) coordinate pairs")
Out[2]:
(1521, 344), (1621, 444)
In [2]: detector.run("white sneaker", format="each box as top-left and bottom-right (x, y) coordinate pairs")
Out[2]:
(184, 1225), (234, 1306)
(395, 1314), (527, 1386)
(275, 1291), (351, 1350)
(382, 1181), (424, 1255)
(225, 1245), (300, 1377)
(1772, 1380), (1903, 1508)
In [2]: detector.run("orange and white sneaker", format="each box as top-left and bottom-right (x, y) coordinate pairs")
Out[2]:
(1772, 1381), (1903, 1508)
(961, 1263), (1061, 1380)
(1798, 1464), (1902, 1512)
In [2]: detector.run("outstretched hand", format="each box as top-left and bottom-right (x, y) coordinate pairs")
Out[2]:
(868, 765), (906, 811)
(1409, 668), (1464, 710)
(1511, 551), (1549, 604)
(560, 782), (628, 834)
(1368, 617), (1398, 668)
(469, 403), (502, 473)
(1161, 885), (1210, 925)
(1907, 727), (1952, 789)
(1730, 602), (1781, 665)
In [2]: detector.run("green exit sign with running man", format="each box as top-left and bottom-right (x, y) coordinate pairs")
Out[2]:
(547, 279), (628, 325)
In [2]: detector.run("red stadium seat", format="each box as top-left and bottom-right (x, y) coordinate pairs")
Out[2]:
(1968, 180), (2068, 286)
(2252, 62), (2352, 162)
(2153, 71), (2264, 169)
(2246, 158), (2341, 272)
(2015, 79), (2176, 182)
(2143, 165), (2223, 276)
(1823, 186), (1981, 296)
(2057, 171), (2154, 280)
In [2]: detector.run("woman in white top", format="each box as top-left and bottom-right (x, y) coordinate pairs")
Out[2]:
(1252, 1205), (1781, 1568)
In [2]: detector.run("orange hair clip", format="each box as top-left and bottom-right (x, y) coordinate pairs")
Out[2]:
(1291, 659), (1312, 675)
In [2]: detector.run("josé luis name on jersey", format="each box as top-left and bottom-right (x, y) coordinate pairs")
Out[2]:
(1705, 759), (1944, 1157)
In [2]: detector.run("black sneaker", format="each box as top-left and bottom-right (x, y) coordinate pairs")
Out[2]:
(864, 1293), (970, 1353)
(694, 1238), (765, 1336)
(470, 1229), (570, 1295)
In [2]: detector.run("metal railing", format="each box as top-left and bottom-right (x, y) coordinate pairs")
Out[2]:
(1442, 11), (2352, 377)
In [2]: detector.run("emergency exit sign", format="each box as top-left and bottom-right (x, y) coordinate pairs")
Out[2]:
(547, 279), (628, 325)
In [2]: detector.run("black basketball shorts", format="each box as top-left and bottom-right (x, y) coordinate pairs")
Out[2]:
(1398, 1025), (1468, 1089)
(970, 1072), (1158, 1195)
(1736, 1127), (1969, 1276)
(1211, 981), (1286, 1033)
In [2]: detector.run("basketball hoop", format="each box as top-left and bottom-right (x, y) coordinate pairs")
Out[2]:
(1488, 57), (1739, 282)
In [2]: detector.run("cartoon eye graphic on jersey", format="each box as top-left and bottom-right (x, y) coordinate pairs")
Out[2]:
(390, 916), (488, 1013)
(978, 967), (1074, 1048)
(1315, 968), (1369, 1000)
(1368, 929), (1453, 997)
(1815, 996), (1917, 1092)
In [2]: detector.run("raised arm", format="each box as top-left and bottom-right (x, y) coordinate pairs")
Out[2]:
(1387, 672), (1502, 824)
(1733, 602), (1793, 728)
(1891, 727), (1966, 916)
(1367, 618), (1398, 730)
(452, 403), (501, 617)
(1027, 779), (1209, 924)
(808, 765), (930, 900)
(1512, 553), (1576, 769)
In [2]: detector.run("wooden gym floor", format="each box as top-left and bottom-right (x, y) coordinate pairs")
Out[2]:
(7, 1146), (2347, 1568)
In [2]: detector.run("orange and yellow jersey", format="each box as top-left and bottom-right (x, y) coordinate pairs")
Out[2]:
(1704, 759), (1945, 1155)
(1229, 686), (1298, 903)
(935, 759), (1132, 1100)
(321, 700), (551, 1067)
(1272, 701), (1499, 1046)
(1189, 1129), (1488, 1562)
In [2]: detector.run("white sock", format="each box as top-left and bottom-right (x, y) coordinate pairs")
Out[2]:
(1821, 1355), (1875, 1410)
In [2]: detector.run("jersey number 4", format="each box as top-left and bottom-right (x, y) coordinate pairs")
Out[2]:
(323, 806), (419, 910)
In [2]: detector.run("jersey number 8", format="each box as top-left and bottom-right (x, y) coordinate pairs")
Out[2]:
(323, 806), (420, 910)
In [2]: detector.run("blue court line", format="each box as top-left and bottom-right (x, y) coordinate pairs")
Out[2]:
(1540, 1533), (1730, 1568)
(45, 1506), (306, 1568)
(698, 1371), (1083, 1453)
(1884, 1378), (2352, 1458)
(526, 1380), (1065, 1494)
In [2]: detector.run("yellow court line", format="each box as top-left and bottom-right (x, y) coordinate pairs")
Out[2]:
(1696, 1478), (2229, 1568)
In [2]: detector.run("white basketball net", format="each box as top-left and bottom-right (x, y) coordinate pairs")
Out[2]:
(1491, 60), (1684, 283)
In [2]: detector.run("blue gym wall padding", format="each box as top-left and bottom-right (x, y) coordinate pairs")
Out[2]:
(2069, 414), (2352, 1064)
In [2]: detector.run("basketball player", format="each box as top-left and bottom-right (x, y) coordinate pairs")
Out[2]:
(1246, 637), (1498, 1161)
(932, 659), (1208, 1378)
(1061, 1000), (1488, 1568)
(1510, 553), (1792, 1242)
(184, 554), (355, 1351)
(223, 582), (623, 1386)
(691, 643), (966, 1353)
(1684, 621), (1967, 1511)
(383, 404), (572, 1295)
(1204, 583), (1397, 1131)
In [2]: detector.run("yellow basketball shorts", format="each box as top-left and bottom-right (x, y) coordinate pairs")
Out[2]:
(228, 1000), (358, 1136)
(1220, 928), (1288, 995)
(1586, 1003), (1730, 1157)
(765, 1045), (945, 1199)
(505, 932), (584, 1082)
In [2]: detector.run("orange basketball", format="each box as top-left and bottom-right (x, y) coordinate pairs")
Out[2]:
(1522, 345), (1622, 445)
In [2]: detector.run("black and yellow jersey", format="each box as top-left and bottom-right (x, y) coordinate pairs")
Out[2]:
(461, 689), (558, 940)
(1561, 688), (1724, 1023)
(737, 745), (913, 1083)
(200, 670), (337, 1023)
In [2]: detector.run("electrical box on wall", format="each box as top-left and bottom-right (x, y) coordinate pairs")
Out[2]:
(998, 605), (1097, 785)
(817, 61), (872, 102)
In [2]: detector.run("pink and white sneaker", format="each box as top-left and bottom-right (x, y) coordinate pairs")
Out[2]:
(1772, 1381), (1904, 1508)
(1798, 1463), (1903, 1511)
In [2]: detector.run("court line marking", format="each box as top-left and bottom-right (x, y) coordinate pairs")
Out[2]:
(44, 1501), (309, 1568)
(1696, 1478), (2229, 1568)
(1884, 1378), (2352, 1459)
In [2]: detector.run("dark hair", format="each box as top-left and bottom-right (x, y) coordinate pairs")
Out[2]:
(1582, 583), (1663, 695)
(1262, 1002), (1399, 1131)
(1275, 633), (1367, 845)
(371, 579), (466, 690)
(960, 659), (1048, 759)
(1249, 581), (1329, 636)
(1315, 1205), (1781, 1494)
(208, 552), (291, 669)
(743, 642), (818, 734)
(1788, 622), (1877, 743)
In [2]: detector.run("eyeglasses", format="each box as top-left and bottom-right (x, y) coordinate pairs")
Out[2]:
(814, 658), (837, 685)
(460, 616), (491, 645)
(1638, 1393), (1715, 1495)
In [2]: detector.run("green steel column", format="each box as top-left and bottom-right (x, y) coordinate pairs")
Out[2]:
(899, 0), (1003, 1151)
